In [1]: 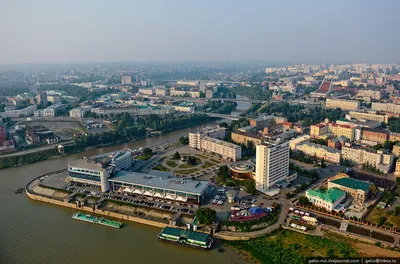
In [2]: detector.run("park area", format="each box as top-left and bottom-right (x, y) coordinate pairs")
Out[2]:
(151, 150), (226, 178)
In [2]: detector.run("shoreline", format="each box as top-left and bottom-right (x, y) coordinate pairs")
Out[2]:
(0, 117), (219, 171)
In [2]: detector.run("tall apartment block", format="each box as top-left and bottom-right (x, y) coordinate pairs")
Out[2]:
(255, 140), (290, 193)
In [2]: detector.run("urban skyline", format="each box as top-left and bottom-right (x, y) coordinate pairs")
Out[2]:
(1, 0), (400, 64)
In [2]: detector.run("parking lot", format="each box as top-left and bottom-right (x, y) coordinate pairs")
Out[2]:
(63, 182), (196, 215)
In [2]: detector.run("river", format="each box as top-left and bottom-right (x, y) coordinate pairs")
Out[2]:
(0, 120), (247, 264)
(231, 95), (251, 117)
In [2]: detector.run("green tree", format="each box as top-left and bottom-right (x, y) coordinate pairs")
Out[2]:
(172, 151), (181, 160)
(179, 136), (189, 145)
(395, 206), (400, 216)
(143, 148), (153, 156)
(196, 208), (216, 225)
(298, 196), (311, 206)
(377, 216), (387, 227)
(243, 180), (257, 195)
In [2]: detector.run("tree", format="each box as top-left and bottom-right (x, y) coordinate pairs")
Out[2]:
(298, 196), (311, 206)
(321, 158), (326, 168)
(196, 208), (216, 225)
(172, 151), (181, 160)
(216, 165), (230, 184)
(179, 136), (189, 145)
(143, 148), (152, 156)
(395, 206), (400, 216)
(244, 180), (257, 195)
(377, 216), (387, 227)
(187, 156), (197, 165)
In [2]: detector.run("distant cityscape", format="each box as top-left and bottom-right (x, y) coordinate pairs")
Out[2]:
(3, 61), (400, 262)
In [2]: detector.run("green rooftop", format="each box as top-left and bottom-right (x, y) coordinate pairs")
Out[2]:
(160, 226), (209, 243)
(306, 188), (346, 203)
(330, 177), (371, 192)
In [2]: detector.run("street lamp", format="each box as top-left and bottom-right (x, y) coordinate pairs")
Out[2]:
(369, 230), (373, 237)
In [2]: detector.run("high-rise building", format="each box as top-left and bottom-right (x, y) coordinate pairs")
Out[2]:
(121, 76), (132, 84)
(255, 140), (290, 193)
(37, 91), (47, 105)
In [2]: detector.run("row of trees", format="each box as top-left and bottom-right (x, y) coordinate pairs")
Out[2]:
(361, 162), (384, 175)
(202, 100), (237, 114)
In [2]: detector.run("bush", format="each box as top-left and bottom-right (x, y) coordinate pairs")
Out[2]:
(196, 208), (216, 225)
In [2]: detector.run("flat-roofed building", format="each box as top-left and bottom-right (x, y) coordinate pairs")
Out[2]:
(310, 123), (328, 137)
(357, 90), (381, 101)
(347, 111), (388, 124)
(199, 136), (241, 161)
(390, 132), (400, 142)
(306, 188), (346, 212)
(329, 123), (355, 141)
(393, 142), (400, 156)
(395, 159), (400, 177)
(231, 131), (262, 146)
(328, 174), (371, 204)
(362, 128), (389, 144)
(341, 145), (393, 173)
(326, 98), (360, 111)
(255, 140), (291, 192)
(372, 103), (400, 114)
(121, 76), (132, 84)
(289, 135), (311, 150)
(296, 142), (341, 163)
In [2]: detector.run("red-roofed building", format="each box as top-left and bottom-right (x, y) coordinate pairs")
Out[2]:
(310, 80), (334, 98)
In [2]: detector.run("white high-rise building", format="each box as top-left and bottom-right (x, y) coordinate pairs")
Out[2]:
(255, 141), (290, 193)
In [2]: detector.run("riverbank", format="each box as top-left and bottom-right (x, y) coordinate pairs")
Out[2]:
(0, 117), (219, 170)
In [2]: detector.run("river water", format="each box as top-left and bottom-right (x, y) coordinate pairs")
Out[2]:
(0, 120), (247, 264)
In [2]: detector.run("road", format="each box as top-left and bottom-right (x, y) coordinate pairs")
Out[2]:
(0, 140), (74, 157)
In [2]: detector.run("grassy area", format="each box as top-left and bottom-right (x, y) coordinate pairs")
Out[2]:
(166, 160), (177, 167)
(201, 162), (215, 169)
(175, 168), (199, 175)
(210, 158), (221, 163)
(366, 207), (400, 228)
(136, 153), (153, 160)
(152, 164), (170, 172)
(178, 163), (197, 168)
(195, 153), (208, 159)
(225, 229), (360, 263)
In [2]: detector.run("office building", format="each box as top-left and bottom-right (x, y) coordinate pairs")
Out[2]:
(37, 91), (48, 105)
(361, 128), (389, 144)
(69, 106), (92, 118)
(198, 136), (241, 161)
(2, 105), (37, 118)
(91, 105), (175, 117)
(121, 76), (132, 84)
(231, 131), (263, 146)
(47, 94), (61, 103)
(34, 103), (66, 118)
(310, 123), (328, 137)
(289, 135), (311, 150)
(325, 99), (360, 111)
(206, 89), (213, 99)
(296, 142), (341, 163)
(356, 90), (381, 101)
(371, 103), (400, 114)
(305, 188), (346, 212)
(341, 144), (393, 173)
(327, 174), (371, 204)
(395, 159), (400, 177)
(347, 111), (388, 124)
(255, 140), (290, 192)
(68, 150), (133, 192)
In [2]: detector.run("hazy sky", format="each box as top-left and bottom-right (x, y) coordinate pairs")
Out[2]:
(0, 0), (399, 64)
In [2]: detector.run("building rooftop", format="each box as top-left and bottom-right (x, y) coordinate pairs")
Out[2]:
(329, 177), (371, 192)
(306, 188), (346, 203)
(68, 158), (109, 171)
(109, 170), (209, 195)
(201, 136), (241, 149)
(231, 131), (262, 140)
(160, 227), (209, 242)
